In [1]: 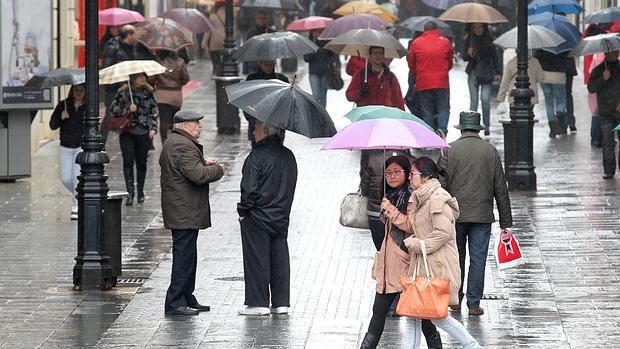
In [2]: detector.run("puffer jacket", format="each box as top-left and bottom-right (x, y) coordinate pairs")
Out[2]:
(402, 179), (461, 306)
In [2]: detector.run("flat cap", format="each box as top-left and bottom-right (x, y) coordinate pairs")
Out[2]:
(173, 110), (204, 123)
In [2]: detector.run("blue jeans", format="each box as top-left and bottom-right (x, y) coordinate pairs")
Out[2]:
(411, 316), (481, 349)
(417, 88), (450, 135)
(309, 74), (328, 108)
(467, 73), (492, 128)
(456, 222), (492, 308)
(540, 82), (567, 121)
(59, 145), (81, 206)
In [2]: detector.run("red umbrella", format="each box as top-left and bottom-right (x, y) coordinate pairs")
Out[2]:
(161, 8), (215, 33)
(98, 7), (145, 26)
(287, 16), (334, 32)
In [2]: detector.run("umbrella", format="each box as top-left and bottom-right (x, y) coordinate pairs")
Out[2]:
(527, 0), (583, 16)
(161, 8), (215, 33)
(325, 28), (407, 59)
(614, 124), (620, 132)
(439, 3), (508, 24)
(344, 106), (432, 130)
(585, 7), (620, 25)
(493, 24), (566, 49)
(287, 16), (334, 32)
(134, 18), (193, 52)
(333, 1), (398, 24)
(398, 16), (455, 38)
(319, 14), (392, 40)
(225, 79), (337, 138)
(569, 33), (620, 57)
(233, 31), (318, 62)
(98, 7), (145, 26)
(239, 0), (303, 11)
(528, 13), (581, 54)
(100, 60), (168, 107)
(421, 0), (468, 11)
(322, 118), (449, 150)
(25, 68), (85, 88)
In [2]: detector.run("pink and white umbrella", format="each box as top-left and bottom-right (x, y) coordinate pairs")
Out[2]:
(99, 7), (145, 26)
(287, 16), (334, 32)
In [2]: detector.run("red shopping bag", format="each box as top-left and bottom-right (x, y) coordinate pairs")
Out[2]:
(494, 229), (524, 270)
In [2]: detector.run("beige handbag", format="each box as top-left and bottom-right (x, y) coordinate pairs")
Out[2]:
(339, 192), (369, 229)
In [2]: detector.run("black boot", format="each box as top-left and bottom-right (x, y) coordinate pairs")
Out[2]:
(360, 332), (380, 349)
(125, 192), (134, 206)
(556, 113), (568, 135)
(137, 191), (145, 204)
(425, 332), (443, 349)
(568, 114), (577, 131)
(548, 119), (559, 138)
(124, 170), (134, 206)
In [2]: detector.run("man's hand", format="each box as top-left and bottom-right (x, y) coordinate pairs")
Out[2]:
(603, 69), (611, 81)
(206, 159), (218, 165)
(359, 82), (369, 98)
(129, 104), (138, 112)
(148, 130), (157, 139)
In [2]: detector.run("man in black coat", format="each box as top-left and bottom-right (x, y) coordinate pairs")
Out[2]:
(159, 111), (225, 315)
(237, 122), (298, 316)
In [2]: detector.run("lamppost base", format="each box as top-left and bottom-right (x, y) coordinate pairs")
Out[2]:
(501, 118), (538, 191)
(213, 76), (242, 134)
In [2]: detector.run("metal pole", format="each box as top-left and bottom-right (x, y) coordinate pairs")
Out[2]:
(500, 0), (537, 191)
(73, 0), (113, 290)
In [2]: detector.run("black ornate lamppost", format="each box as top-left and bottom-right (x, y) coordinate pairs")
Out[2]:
(501, 0), (537, 191)
(73, 0), (113, 290)
(213, 0), (242, 134)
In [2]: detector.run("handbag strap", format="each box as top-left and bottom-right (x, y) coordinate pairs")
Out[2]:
(411, 240), (434, 282)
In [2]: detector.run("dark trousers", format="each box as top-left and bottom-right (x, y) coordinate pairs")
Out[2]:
(119, 133), (150, 195)
(240, 217), (290, 308)
(565, 74), (575, 125)
(157, 103), (180, 145)
(368, 292), (437, 339)
(591, 115), (602, 146)
(602, 116), (620, 175)
(210, 50), (222, 75)
(456, 223), (492, 308)
(165, 229), (199, 309)
(368, 216), (385, 251)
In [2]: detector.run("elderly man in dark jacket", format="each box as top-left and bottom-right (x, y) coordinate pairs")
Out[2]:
(237, 121), (298, 316)
(437, 111), (512, 316)
(159, 111), (225, 316)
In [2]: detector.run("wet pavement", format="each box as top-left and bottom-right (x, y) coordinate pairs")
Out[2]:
(1, 55), (619, 348)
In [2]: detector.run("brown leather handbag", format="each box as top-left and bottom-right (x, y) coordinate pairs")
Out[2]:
(396, 240), (450, 320)
(102, 113), (131, 133)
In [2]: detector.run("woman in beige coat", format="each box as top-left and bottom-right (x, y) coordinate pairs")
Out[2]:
(403, 157), (482, 349)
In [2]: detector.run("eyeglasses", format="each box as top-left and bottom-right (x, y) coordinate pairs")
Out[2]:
(385, 170), (405, 177)
(409, 172), (423, 178)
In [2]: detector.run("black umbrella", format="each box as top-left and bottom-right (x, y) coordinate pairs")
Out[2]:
(233, 31), (318, 62)
(25, 67), (85, 88)
(225, 79), (337, 138)
(240, 0), (303, 11)
(398, 16), (455, 38)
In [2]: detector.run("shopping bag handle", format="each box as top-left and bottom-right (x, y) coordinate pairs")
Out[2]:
(410, 240), (434, 283)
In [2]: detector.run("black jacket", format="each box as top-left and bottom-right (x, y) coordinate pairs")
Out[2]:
(103, 37), (136, 68)
(588, 60), (620, 118)
(303, 41), (336, 76)
(535, 50), (568, 73)
(463, 34), (500, 76)
(238, 135), (298, 237)
(49, 99), (85, 149)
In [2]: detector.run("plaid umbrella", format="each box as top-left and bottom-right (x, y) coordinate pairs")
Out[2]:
(100, 60), (167, 105)
(161, 8), (215, 33)
(135, 18), (193, 52)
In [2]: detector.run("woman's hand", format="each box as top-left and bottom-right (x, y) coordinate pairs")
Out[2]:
(148, 130), (157, 139)
(61, 110), (69, 120)
(380, 198), (392, 212)
(129, 104), (138, 112)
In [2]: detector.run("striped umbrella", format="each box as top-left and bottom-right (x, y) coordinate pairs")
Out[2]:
(493, 25), (566, 49)
(134, 18), (193, 52)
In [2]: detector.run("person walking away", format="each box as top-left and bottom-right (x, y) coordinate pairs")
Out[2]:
(159, 111), (225, 316)
(237, 121), (298, 316)
(155, 50), (190, 145)
(49, 84), (86, 220)
(303, 28), (336, 108)
(396, 156), (482, 349)
(535, 50), (568, 138)
(109, 73), (158, 206)
(359, 156), (442, 349)
(206, 2), (225, 75)
(497, 54), (545, 108)
(463, 23), (501, 136)
(588, 50), (620, 179)
(408, 21), (453, 138)
(564, 54), (578, 132)
(587, 53), (605, 148)
(437, 111), (512, 316)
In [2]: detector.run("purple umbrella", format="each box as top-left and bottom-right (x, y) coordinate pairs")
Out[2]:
(422, 0), (468, 11)
(319, 14), (392, 40)
(322, 118), (449, 151)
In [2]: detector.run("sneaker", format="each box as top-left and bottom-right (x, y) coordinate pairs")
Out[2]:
(238, 306), (270, 316)
(270, 306), (289, 314)
(468, 306), (484, 316)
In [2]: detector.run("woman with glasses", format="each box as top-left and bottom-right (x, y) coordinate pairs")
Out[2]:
(360, 155), (442, 349)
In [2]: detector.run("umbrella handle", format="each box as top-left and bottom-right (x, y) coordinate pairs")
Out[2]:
(365, 57), (368, 83)
(127, 78), (134, 105)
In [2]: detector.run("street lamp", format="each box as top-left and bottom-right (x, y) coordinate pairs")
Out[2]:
(213, 0), (242, 134)
(73, 0), (114, 290)
(501, 0), (537, 191)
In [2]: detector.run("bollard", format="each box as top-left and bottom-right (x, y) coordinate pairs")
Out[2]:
(106, 191), (128, 286)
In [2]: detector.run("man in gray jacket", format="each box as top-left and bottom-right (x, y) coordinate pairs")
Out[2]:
(437, 111), (512, 316)
(159, 111), (225, 316)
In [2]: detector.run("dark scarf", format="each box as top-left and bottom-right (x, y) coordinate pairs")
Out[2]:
(385, 183), (411, 253)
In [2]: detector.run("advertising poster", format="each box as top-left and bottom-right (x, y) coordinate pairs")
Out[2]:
(0, 0), (52, 108)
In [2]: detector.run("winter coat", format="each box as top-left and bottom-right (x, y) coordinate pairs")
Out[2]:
(497, 56), (545, 105)
(346, 56), (366, 77)
(588, 60), (620, 119)
(535, 50), (567, 84)
(437, 132), (513, 228)
(303, 43), (336, 76)
(159, 129), (224, 230)
(155, 57), (190, 107)
(360, 150), (413, 214)
(463, 33), (501, 82)
(49, 99), (85, 149)
(345, 65), (405, 110)
(407, 29), (453, 91)
(207, 7), (225, 51)
(109, 85), (159, 135)
(102, 37), (136, 68)
(237, 135), (298, 237)
(403, 179), (462, 306)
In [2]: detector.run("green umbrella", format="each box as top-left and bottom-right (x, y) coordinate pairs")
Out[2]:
(614, 124), (620, 132)
(344, 105), (433, 130)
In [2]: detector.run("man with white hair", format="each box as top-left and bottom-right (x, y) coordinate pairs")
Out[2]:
(237, 121), (298, 316)
(159, 111), (226, 316)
